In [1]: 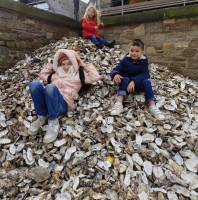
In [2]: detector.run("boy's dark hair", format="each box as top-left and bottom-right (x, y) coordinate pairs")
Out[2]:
(129, 39), (144, 50)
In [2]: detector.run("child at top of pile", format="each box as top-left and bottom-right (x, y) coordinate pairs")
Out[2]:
(110, 39), (166, 121)
(28, 49), (101, 143)
(80, 6), (115, 49)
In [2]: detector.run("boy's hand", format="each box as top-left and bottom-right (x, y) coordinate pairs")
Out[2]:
(113, 74), (123, 84)
(94, 26), (98, 30)
(127, 80), (135, 93)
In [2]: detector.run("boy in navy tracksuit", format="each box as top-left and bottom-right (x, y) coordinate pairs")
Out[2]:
(110, 39), (165, 121)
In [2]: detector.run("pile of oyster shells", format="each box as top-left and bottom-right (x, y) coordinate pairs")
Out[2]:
(1, 37), (198, 200)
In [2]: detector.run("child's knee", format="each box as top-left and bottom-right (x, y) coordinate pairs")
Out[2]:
(142, 79), (151, 86)
(44, 84), (56, 95)
(122, 77), (130, 84)
(29, 81), (42, 92)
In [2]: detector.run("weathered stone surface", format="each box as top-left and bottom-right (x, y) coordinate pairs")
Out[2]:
(174, 42), (189, 48)
(0, 10), (12, 18)
(170, 22), (191, 32)
(188, 59), (198, 68)
(163, 42), (175, 50)
(170, 62), (186, 69)
(176, 17), (188, 22)
(168, 65), (182, 74)
(0, 41), (5, 46)
(146, 47), (156, 54)
(133, 24), (145, 36)
(182, 68), (198, 79)
(46, 32), (53, 39)
(16, 41), (26, 49)
(0, 46), (9, 55)
(152, 34), (166, 42)
(145, 21), (163, 33)
(30, 166), (51, 183)
(163, 19), (175, 24)
(0, 27), (10, 33)
(27, 19), (35, 25)
(17, 15), (27, 24)
(182, 49), (196, 58)
(6, 41), (15, 48)
(187, 30), (197, 37)
(166, 32), (186, 41)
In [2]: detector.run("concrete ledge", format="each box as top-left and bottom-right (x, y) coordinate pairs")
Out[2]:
(0, 0), (81, 28)
(102, 4), (198, 25)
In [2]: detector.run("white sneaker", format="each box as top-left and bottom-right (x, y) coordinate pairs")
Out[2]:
(110, 103), (123, 115)
(149, 107), (165, 121)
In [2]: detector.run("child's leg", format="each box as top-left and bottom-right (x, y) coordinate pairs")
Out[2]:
(111, 77), (130, 115)
(43, 84), (67, 143)
(97, 37), (115, 48)
(86, 35), (104, 49)
(29, 80), (48, 116)
(86, 35), (100, 44)
(43, 84), (67, 120)
(28, 81), (48, 135)
(97, 37), (109, 46)
(140, 79), (165, 120)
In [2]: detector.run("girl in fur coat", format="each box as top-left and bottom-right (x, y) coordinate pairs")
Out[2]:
(80, 6), (115, 49)
(28, 49), (101, 143)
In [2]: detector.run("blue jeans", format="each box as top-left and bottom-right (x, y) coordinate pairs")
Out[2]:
(86, 35), (109, 45)
(29, 81), (68, 120)
(117, 77), (156, 102)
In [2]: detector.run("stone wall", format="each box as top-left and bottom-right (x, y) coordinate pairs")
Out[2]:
(99, 4), (198, 79)
(0, 0), (81, 72)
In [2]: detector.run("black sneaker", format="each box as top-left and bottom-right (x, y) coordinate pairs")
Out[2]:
(106, 40), (116, 48)
(96, 42), (104, 49)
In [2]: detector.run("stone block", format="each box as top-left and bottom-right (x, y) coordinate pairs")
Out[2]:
(0, 41), (5, 46)
(133, 24), (145, 36)
(146, 47), (156, 54)
(152, 34), (166, 42)
(0, 27), (10, 33)
(32, 44), (43, 50)
(46, 32), (53, 39)
(0, 46), (9, 55)
(145, 21), (163, 33)
(16, 41), (26, 49)
(9, 51), (17, 55)
(187, 31), (197, 37)
(163, 19), (175, 24)
(170, 22), (191, 32)
(33, 39), (38, 44)
(182, 49), (196, 58)
(0, 10), (13, 19)
(6, 41), (15, 48)
(174, 42), (189, 48)
(27, 19), (35, 25)
(163, 42), (175, 50)
(123, 29), (133, 34)
(188, 59), (198, 68)
(192, 21), (198, 30)
(170, 61), (186, 69)
(182, 68), (198, 79)
(120, 33), (128, 40)
(17, 15), (27, 24)
(176, 17), (188, 22)
(42, 23), (58, 33)
(168, 66), (182, 74)
(166, 32), (186, 41)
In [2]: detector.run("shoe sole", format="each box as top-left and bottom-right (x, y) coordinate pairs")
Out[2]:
(28, 130), (39, 136)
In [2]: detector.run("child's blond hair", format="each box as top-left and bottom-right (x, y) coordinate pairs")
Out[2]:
(83, 6), (100, 26)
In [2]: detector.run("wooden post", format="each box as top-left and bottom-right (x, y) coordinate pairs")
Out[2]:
(74, 0), (79, 20)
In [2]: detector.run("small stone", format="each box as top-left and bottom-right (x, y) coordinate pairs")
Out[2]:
(30, 166), (51, 183)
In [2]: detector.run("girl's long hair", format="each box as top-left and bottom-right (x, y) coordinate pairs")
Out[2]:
(83, 6), (100, 26)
